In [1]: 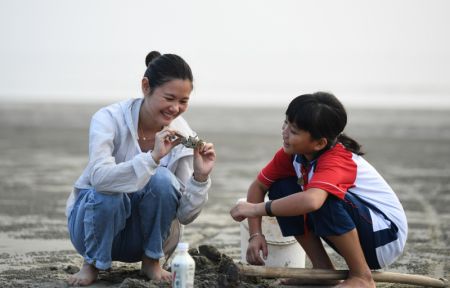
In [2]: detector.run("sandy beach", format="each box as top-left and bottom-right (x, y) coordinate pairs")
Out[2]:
(0, 103), (449, 287)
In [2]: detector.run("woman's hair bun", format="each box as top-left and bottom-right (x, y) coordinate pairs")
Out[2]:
(145, 51), (162, 67)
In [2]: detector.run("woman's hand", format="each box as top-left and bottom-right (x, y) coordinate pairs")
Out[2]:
(193, 142), (216, 182)
(230, 201), (260, 222)
(151, 128), (182, 163)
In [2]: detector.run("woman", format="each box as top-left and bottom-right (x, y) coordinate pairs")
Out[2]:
(67, 51), (216, 286)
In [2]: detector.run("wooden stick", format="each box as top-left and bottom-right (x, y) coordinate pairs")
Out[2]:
(238, 264), (449, 287)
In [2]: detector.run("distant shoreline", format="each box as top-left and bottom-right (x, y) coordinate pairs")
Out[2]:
(1, 100), (450, 111)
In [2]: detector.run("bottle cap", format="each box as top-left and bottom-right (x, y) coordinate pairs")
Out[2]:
(177, 242), (189, 251)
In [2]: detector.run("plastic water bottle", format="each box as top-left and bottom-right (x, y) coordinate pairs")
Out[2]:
(171, 242), (195, 288)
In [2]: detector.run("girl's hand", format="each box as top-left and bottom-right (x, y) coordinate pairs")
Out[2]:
(230, 201), (259, 222)
(151, 128), (182, 163)
(193, 142), (216, 182)
(247, 234), (268, 266)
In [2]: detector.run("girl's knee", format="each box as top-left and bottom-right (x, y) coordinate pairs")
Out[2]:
(268, 176), (300, 200)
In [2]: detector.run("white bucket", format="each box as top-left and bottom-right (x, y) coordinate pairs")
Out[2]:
(238, 198), (306, 268)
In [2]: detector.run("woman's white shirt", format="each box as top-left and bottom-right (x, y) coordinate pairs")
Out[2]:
(66, 98), (211, 226)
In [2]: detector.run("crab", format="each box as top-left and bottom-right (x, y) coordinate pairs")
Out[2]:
(169, 133), (205, 149)
(180, 135), (205, 149)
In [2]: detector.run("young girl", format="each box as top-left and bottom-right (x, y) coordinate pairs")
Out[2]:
(230, 92), (407, 288)
(67, 51), (216, 286)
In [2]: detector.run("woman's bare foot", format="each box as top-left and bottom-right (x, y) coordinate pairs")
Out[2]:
(141, 256), (172, 282)
(335, 275), (375, 288)
(67, 262), (98, 286)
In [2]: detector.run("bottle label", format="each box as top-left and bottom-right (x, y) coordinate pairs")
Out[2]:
(172, 262), (195, 288)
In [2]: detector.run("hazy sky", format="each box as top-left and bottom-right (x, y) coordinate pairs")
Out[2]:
(1, 0), (449, 108)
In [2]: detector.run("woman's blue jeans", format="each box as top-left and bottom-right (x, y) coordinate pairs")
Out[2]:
(68, 167), (181, 270)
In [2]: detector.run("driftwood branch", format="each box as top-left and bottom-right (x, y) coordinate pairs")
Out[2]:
(238, 264), (448, 287)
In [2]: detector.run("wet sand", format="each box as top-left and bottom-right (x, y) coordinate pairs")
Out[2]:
(0, 103), (449, 287)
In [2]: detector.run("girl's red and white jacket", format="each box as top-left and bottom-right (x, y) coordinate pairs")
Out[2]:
(258, 143), (408, 267)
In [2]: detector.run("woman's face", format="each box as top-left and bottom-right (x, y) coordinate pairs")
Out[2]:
(281, 119), (325, 159)
(142, 78), (192, 127)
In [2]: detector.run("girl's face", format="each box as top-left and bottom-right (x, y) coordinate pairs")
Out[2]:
(282, 119), (326, 160)
(142, 78), (192, 128)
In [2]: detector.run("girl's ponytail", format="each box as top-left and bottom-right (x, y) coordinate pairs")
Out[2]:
(337, 133), (364, 156)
